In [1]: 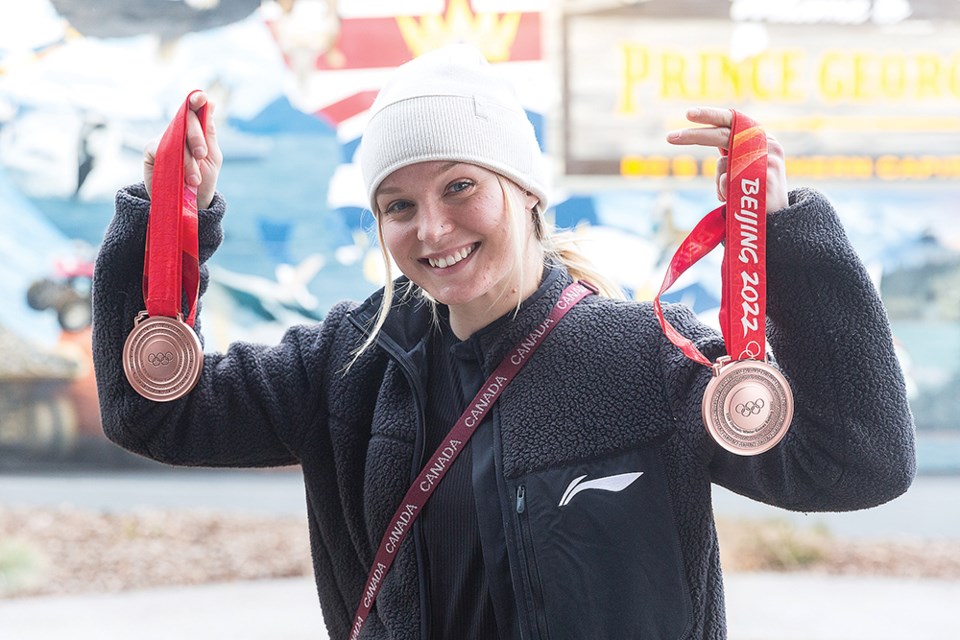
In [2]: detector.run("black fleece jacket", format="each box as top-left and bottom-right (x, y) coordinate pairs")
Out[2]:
(92, 184), (916, 639)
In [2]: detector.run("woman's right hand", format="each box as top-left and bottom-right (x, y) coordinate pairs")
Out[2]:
(143, 91), (223, 210)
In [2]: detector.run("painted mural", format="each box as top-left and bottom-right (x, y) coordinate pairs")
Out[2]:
(0, 0), (957, 469)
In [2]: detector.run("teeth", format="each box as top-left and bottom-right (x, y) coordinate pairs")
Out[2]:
(428, 245), (473, 269)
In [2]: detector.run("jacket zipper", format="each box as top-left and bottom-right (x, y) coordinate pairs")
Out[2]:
(481, 345), (528, 640)
(515, 485), (550, 640)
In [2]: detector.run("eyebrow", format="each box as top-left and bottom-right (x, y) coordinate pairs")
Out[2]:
(376, 162), (462, 196)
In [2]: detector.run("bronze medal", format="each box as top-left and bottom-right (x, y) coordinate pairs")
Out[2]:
(122, 312), (203, 402)
(702, 357), (794, 456)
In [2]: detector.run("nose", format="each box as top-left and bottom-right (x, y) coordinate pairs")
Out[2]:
(416, 201), (453, 245)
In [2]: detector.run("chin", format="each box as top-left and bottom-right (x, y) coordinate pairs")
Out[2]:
(424, 288), (475, 307)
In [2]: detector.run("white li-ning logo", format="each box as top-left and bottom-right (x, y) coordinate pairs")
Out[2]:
(558, 472), (644, 507)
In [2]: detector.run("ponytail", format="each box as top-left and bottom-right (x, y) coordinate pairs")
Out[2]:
(539, 224), (626, 301)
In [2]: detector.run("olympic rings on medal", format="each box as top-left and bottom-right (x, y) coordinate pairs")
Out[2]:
(735, 398), (765, 417)
(738, 341), (763, 361)
(147, 351), (175, 366)
(124, 315), (203, 402)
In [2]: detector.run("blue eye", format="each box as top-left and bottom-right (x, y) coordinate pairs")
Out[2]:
(383, 200), (412, 215)
(448, 180), (473, 194)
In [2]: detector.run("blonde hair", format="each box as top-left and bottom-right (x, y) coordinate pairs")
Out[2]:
(349, 175), (624, 365)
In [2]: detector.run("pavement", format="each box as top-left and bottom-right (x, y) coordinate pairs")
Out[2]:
(1, 572), (959, 640)
(0, 578), (326, 640)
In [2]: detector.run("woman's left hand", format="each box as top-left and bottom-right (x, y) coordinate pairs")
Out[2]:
(666, 107), (788, 214)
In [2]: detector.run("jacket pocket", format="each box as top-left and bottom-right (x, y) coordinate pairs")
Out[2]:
(508, 445), (692, 640)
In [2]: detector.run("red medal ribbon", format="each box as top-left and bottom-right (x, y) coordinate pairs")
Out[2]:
(142, 91), (204, 327)
(654, 110), (768, 367)
(349, 281), (596, 640)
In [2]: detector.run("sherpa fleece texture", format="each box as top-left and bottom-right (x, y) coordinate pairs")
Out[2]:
(92, 184), (915, 639)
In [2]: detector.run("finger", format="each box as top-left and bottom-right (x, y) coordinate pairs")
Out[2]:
(184, 144), (201, 187)
(766, 134), (784, 160)
(666, 125), (731, 150)
(202, 101), (222, 164)
(715, 157), (728, 201)
(666, 106), (739, 148)
(189, 90), (208, 114)
(143, 138), (158, 168)
(185, 91), (210, 159)
(143, 138), (159, 193)
(684, 106), (732, 128)
(185, 108), (207, 161)
(715, 156), (728, 178)
(765, 136), (789, 212)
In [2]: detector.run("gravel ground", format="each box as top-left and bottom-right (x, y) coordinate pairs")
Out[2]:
(2, 506), (959, 598)
(715, 517), (960, 579)
(0, 507), (312, 597)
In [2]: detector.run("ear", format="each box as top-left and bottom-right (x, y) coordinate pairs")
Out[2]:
(524, 190), (539, 212)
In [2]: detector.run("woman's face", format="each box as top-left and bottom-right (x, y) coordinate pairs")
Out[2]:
(375, 161), (539, 317)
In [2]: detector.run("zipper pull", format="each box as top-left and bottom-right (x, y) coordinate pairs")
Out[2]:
(516, 485), (526, 514)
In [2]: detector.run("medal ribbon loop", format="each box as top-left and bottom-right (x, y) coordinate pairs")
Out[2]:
(142, 91), (205, 327)
(654, 110), (768, 366)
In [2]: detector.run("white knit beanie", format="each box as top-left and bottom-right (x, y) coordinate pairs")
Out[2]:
(358, 44), (548, 213)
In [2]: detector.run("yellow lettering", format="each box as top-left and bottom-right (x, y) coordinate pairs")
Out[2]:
(750, 52), (776, 100)
(622, 46), (960, 106)
(785, 156), (874, 180)
(782, 50), (806, 101)
(853, 53), (872, 100)
(699, 51), (742, 101)
(672, 156), (698, 178)
(819, 51), (847, 102)
(915, 54), (942, 99)
(619, 43), (649, 114)
(702, 157), (719, 178)
(621, 156), (670, 177)
(879, 54), (906, 99)
(660, 52), (691, 100)
(875, 155), (899, 180)
(817, 50), (960, 102)
(843, 156), (874, 179)
(675, 49), (807, 102)
(668, 155), (960, 182)
(951, 54), (960, 97)
(873, 155), (960, 180)
(942, 157), (960, 177)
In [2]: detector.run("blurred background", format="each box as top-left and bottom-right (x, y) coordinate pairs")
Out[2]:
(1, 0), (958, 638)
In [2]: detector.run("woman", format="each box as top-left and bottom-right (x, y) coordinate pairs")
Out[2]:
(92, 45), (915, 639)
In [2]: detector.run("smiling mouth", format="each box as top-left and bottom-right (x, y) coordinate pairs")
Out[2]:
(425, 243), (478, 269)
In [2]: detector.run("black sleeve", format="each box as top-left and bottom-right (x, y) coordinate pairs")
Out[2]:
(91, 184), (351, 467)
(661, 188), (916, 512)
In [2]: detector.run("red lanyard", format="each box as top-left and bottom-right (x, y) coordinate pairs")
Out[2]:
(142, 91), (204, 327)
(122, 92), (206, 403)
(349, 281), (596, 639)
(653, 110), (768, 366)
(653, 111), (793, 456)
